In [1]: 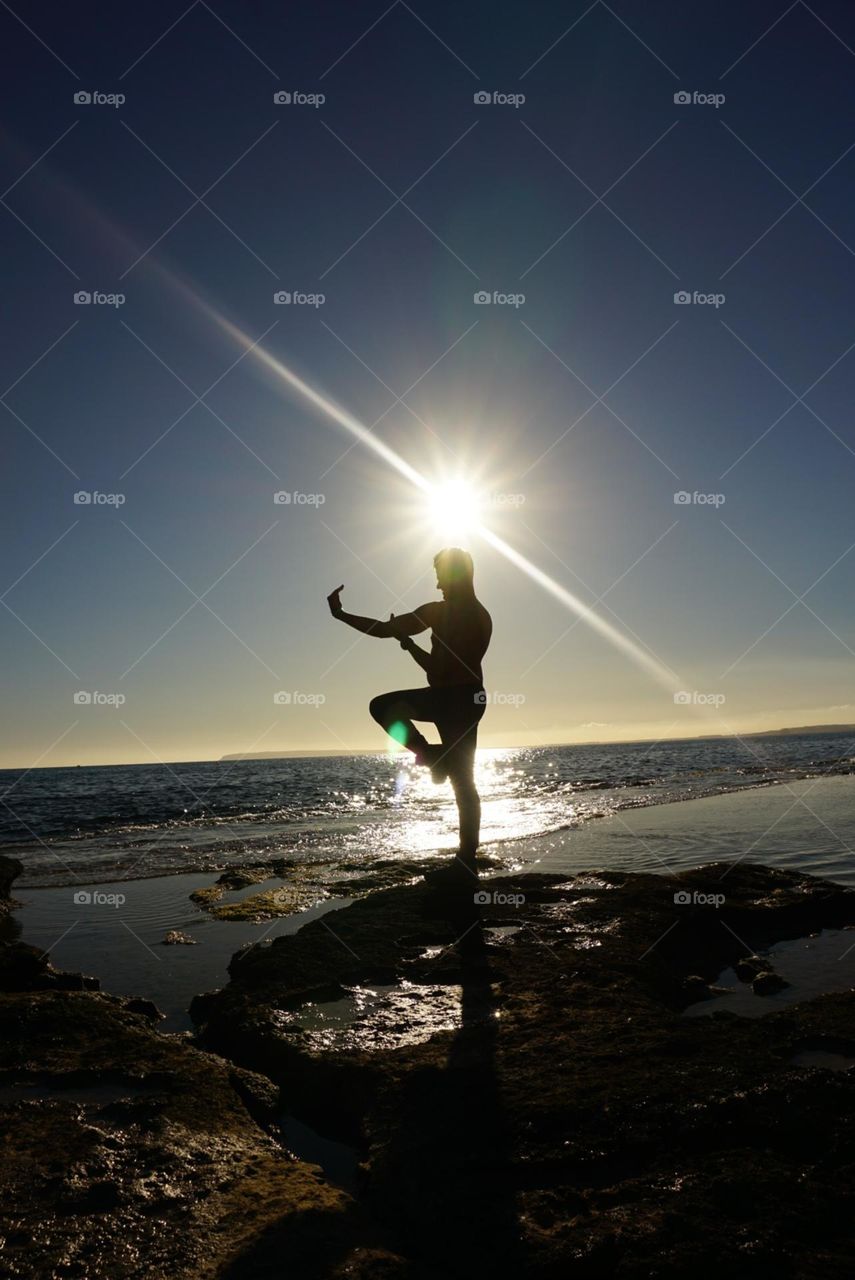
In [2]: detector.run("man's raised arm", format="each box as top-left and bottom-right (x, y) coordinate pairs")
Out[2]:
(326, 586), (437, 638)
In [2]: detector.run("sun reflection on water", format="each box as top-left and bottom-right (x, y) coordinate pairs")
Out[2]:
(383, 747), (582, 855)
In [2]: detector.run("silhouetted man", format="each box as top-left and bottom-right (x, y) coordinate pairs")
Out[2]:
(327, 547), (492, 879)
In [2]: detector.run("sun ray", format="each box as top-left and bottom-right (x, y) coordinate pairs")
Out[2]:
(199, 304), (690, 700)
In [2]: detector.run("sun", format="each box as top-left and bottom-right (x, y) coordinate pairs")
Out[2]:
(426, 479), (483, 541)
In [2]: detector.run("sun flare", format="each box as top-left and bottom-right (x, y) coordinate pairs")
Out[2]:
(209, 310), (686, 698)
(426, 478), (483, 542)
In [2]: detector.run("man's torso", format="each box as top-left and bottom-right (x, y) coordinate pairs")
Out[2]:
(426, 598), (492, 688)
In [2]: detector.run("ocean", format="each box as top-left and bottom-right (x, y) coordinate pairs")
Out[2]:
(3, 730), (855, 888)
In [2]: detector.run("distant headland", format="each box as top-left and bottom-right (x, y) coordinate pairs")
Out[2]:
(220, 724), (855, 762)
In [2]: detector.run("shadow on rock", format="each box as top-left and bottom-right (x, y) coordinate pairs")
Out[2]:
(364, 902), (524, 1275)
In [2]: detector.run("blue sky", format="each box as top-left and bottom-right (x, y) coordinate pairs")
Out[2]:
(2, 0), (855, 766)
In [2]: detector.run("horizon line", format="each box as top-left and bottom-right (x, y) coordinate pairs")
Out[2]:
(2, 720), (854, 772)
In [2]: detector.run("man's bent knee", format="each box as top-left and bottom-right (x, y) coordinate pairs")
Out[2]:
(370, 692), (408, 726)
(369, 694), (390, 725)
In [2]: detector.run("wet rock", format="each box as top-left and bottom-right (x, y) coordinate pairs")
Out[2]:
(162, 929), (197, 945)
(0, 854), (23, 901)
(0, 985), (355, 1278)
(191, 861), (855, 1277)
(0, 942), (99, 992)
(753, 969), (789, 996)
(0, 940), (50, 989)
(189, 884), (223, 909)
(735, 953), (765, 981)
(192, 870), (325, 921)
(228, 1065), (280, 1128)
(206, 885), (320, 922)
(122, 997), (164, 1021)
(683, 974), (712, 999)
(216, 867), (270, 890)
(74, 1178), (123, 1213)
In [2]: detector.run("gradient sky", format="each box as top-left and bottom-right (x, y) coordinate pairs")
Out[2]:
(2, 0), (855, 767)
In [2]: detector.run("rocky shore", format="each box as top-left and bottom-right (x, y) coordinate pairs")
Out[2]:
(3, 852), (855, 1277)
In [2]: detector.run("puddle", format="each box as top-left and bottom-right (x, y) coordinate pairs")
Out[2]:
(790, 1049), (855, 1072)
(685, 928), (855, 1018)
(284, 980), (466, 1052)
(279, 1114), (359, 1192)
(15, 874), (353, 1031)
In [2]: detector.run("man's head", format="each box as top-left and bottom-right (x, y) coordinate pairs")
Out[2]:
(434, 547), (474, 597)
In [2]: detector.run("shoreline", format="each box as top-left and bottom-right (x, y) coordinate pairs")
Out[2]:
(9, 774), (855, 1036)
(6, 767), (855, 891)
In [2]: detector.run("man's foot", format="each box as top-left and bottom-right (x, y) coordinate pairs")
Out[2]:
(414, 743), (449, 784)
(423, 851), (478, 888)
